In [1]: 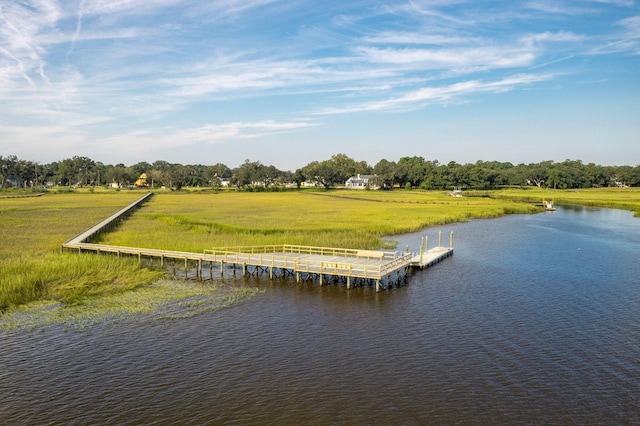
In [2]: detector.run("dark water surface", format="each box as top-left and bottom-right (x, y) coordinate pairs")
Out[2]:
(2, 206), (639, 425)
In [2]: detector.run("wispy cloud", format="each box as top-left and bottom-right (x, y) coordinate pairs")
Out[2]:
(520, 31), (585, 45)
(95, 120), (320, 153)
(317, 73), (554, 115)
(354, 45), (535, 70)
(361, 32), (479, 45)
(589, 0), (635, 6)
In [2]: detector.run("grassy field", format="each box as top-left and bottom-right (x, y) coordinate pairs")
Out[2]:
(2, 186), (639, 329)
(97, 190), (540, 251)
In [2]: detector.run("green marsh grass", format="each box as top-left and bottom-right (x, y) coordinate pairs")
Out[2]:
(0, 191), (259, 329)
(487, 188), (640, 217)
(98, 190), (540, 251)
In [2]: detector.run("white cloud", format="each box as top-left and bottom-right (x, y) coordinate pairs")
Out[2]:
(317, 73), (554, 115)
(618, 15), (640, 36)
(354, 45), (535, 70)
(521, 31), (585, 45)
(361, 32), (479, 46)
(98, 120), (320, 149)
(589, 0), (635, 6)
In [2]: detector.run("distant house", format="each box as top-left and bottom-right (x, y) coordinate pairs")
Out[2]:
(5, 175), (22, 188)
(345, 174), (378, 190)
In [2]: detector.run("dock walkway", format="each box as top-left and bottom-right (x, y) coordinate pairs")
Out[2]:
(61, 193), (453, 291)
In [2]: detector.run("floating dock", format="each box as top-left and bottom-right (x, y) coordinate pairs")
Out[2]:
(61, 193), (454, 291)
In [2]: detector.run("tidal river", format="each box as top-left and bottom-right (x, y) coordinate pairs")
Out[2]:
(1, 206), (639, 425)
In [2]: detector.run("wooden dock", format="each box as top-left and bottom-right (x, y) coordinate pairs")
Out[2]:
(61, 192), (454, 291)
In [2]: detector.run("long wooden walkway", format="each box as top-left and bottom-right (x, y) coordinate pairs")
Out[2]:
(61, 192), (454, 291)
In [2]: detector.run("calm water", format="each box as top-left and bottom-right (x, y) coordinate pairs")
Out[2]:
(1, 206), (639, 425)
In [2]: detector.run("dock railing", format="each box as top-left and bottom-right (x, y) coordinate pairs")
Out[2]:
(204, 244), (398, 259)
(203, 245), (412, 280)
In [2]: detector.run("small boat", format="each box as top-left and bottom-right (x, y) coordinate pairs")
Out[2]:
(543, 199), (556, 211)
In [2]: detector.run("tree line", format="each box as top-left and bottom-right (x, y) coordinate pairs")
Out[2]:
(1, 153), (638, 190)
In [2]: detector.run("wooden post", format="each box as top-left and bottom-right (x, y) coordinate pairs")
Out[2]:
(438, 231), (442, 247)
(220, 261), (224, 275)
(270, 258), (274, 279)
(420, 237), (424, 265)
(450, 231), (453, 249)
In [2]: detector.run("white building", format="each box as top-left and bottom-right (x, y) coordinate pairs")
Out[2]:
(345, 174), (378, 190)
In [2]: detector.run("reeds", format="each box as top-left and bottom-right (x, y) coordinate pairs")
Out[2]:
(0, 191), (263, 328)
(491, 188), (640, 216)
(97, 191), (540, 251)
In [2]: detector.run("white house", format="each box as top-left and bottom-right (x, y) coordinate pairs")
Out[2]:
(345, 174), (378, 190)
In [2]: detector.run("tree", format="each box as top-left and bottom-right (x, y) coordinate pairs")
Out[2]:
(260, 165), (281, 188)
(0, 155), (16, 188)
(232, 160), (264, 188)
(395, 156), (426, 187)
(526, 160), (553, 188)
(292, 169), (306, 188)
(56, 158), (77, 186)
(548, 159), (585, 189)
(205, 163), (232, 186)
(72, 156), (96, 186)
(373, 159), (396, 189)
(131, 162), (151, 177)
(301, 159), (342, 189)
(150, 161), (173, 188)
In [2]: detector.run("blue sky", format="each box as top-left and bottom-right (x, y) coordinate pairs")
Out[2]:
(1, 0), (639, 170)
